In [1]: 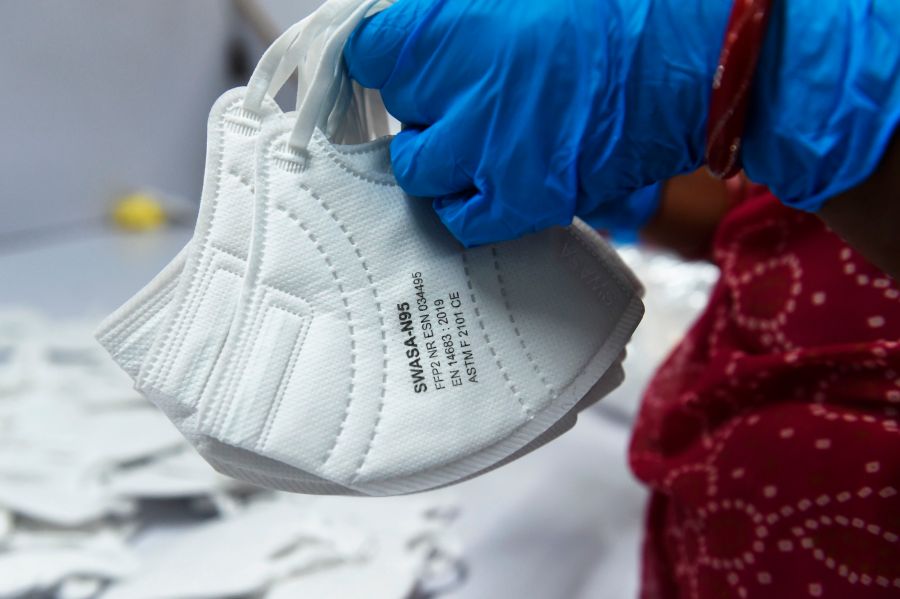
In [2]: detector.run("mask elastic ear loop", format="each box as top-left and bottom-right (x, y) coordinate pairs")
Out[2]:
(243, 0), (353, 113)
(243, 0), (378, 120)
(289, 0), (387, 153)
(243, 19), (310, 114)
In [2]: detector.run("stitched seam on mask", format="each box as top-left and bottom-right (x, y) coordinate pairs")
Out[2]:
(209, 243), (248, 264)
(565, 229), (632, 300)
(152, 151), (253, 390)
(555, 227), (634, 380)
(333, 144), (387, 156)
(287, 181), (388, 480)
(153, 253), (243, 406)
(101, 294), (175, 374)
(315, 136), (398, 187)
(187, 267), (244, 412)
(103, 295), (174, 370)
(462, 251), (531, 418)
(491, 247), (556, 397)
(205, 129), (284, 441)
(257, 302), (312, 452)
(112, 291), (172, 345)
(98, 272), (180, 346)
(274, 203), (361, 468)
(97, 271), (178, 340)
(144, 99), (243, 389)
(227, 167), (255, 196)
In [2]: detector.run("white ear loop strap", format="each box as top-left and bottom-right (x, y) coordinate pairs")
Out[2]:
(242, 0), (393, 150)
(289, 0), (390, 152)
(243, 19), (309, 113)
(244, 0), (359, 110)
(243, 1), (355, 113)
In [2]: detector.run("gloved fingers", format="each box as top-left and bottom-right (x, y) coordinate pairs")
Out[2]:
(433, 191), (525, 248)
(390, 125), (472, 198)
(344, 0), (435, 90)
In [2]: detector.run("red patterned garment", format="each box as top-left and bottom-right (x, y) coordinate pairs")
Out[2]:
(630, 185), (900, 598)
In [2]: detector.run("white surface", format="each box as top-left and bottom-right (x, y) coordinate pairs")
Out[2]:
(0, 229), (191, 319)
(447, 409), (647, 599)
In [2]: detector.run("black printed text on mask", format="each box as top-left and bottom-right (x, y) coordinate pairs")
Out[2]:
(398, 272), (479, 394)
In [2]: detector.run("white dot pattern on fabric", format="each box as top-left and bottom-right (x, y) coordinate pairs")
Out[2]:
(631, 192), (900, 598)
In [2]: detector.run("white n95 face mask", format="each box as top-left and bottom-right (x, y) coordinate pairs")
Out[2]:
(98, 0), (644, 497)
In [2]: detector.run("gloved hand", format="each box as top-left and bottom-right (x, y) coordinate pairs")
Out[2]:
(345, 0), (900, 246)
(344, 0), (729, 246)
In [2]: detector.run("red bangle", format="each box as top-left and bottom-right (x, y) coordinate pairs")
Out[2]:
(705, 0), (774, 179)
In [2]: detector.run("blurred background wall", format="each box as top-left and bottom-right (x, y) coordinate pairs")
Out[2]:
(0, 0), (322, 247)
(0, 1), (232, 240)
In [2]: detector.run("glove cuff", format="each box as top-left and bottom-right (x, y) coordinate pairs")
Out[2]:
(743, 0), (900, 211)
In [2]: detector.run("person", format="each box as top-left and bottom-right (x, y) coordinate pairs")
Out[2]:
(343, 0), (900, 596)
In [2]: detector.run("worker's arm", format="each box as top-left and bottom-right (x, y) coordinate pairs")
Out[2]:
(345, 0), (899, 272)
(636, 139), (900, 277)
(818, 130), (900, 280)
(344, 0), (731, 246)
(639, 171), (732, 261)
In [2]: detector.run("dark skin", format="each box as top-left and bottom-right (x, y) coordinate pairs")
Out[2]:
(640, 169), (733, 261)
(640, 130), (900, 281)
(818, 129), (900, 281)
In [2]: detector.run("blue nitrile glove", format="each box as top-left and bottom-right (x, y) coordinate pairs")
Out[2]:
(742, 0), (900, 210)
(582, 183), (664, 243)
(345, 0), (900, 246)
(345, 0), (728, 246)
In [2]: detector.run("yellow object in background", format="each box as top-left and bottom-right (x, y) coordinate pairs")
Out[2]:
(112, 193), (167, 232)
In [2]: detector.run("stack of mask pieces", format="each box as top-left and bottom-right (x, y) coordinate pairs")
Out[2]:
(0, 310), (459, 599)
(96, 0), (645, 497)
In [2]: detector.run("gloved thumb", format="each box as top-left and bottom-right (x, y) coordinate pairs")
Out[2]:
(344, 0), (434, 89)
